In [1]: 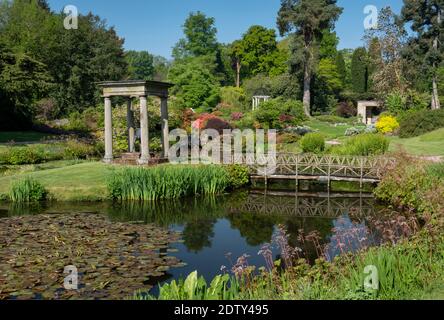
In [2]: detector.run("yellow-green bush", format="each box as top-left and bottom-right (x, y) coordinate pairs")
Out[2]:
(376, 115), (400, 134)
(299, 133), (325, 154)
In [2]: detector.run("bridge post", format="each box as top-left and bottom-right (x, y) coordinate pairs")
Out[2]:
(295, 155), (299, 191)
(327, 158), (331, 191)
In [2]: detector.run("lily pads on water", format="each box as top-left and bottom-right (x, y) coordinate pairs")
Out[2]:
(0, 213), (182, 300)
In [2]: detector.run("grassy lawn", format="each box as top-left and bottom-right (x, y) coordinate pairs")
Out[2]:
(0, 131), (55, 143)
(0, 160), (88, 177)
(304, 119), (364, 140)
(389, 128), (444, 156)
(0, 161), (110, 201)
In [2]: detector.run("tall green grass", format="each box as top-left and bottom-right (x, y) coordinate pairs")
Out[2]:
(331, 134), (389, 156)
(108, 165), (230, 201)
(9, 177), (48, 202)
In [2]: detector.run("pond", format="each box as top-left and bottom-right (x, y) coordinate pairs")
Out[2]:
(0, 188), (417, 300)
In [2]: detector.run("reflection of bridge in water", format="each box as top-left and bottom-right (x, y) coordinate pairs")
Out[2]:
(230, 190), (377, 219)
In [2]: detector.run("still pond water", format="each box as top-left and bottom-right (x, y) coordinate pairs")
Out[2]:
(0, 185), (393, 299)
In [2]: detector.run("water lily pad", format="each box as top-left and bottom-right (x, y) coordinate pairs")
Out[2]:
(0, 213), (183, 300)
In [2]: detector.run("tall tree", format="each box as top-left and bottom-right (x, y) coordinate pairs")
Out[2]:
(366, 37), (382, 93)
(319, 30), (339, 59)
(0, 0), (127, 115)
(351, 47), (368, 94)
(0, 44), (52, 128)
(152, 55), (170, 81)
(125, 50), (154, 80)
(335, 51), (347, 87)
(365, 7), (406, 97)
(172, 11), (218, 59)
(168, 57), (220, 112)
(402, 0), (443, 109)
(277, 0), (342, 117)
(229, 40), (244, 87)
(228, 25), (287, 87)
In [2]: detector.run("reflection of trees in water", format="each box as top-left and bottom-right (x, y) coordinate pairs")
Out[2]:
(3, 192), (381, 259)
(3, 202), (46, 216)
(107, 192), (378, 257)
(108, 197), (227, 253)
(226, 212), (276, 246)
(182, 218), (217, 253)
(107, 196), (228, 227)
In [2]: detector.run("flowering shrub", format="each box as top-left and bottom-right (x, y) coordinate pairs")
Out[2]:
(192, 114), (231, 133)
(376, 115), (400, 134)
(231, 112), (244, 121)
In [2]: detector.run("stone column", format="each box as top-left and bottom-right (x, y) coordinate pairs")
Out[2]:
(126, 98), (135, 153)
(160, 97), (169, 158)
(103, 97), (113, 163)
(138, 96), (150, 164)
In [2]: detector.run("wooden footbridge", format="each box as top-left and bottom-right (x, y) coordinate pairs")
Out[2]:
(246, 153), (396, 188)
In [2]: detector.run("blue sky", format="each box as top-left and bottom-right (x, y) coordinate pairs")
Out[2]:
(47, 0), (404, 58)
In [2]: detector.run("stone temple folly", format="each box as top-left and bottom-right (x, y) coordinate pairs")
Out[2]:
(98, 80), (173, 164)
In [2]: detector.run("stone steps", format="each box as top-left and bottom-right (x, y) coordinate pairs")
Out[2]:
(113, 153), (169, 166)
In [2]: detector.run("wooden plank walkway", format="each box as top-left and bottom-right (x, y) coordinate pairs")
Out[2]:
(246, 153), (396, 188)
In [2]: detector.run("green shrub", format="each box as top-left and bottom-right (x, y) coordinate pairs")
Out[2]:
(233, 113), (255, 129)
(220, 86), (248, 111)
(225, 164), (250, 189)
(278, 133), (301, 144)
(299, 133), (325, 154)
(385, 91), (406, 115)
(63, 140), (97, 160)
(330, 134), (389, 156)
(9, 177), (48, 202)
(375, 156), (444, 215)
(385, 90), (429, 115)
(108, 165), (230, 201)
(399, 109), (444, 138)
(149, 137), (163, 153)
(0, 141), (99, 165)
(254, 98), (307, 129)
(0, 147), (47, 165)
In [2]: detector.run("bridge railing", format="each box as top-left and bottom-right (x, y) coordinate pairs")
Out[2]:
(244, 153), (396, 181)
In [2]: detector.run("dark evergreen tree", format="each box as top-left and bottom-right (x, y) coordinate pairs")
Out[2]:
(277, 0), (343, 117)
(351, 47), (368, 94)
(335, 51), (347, 87)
